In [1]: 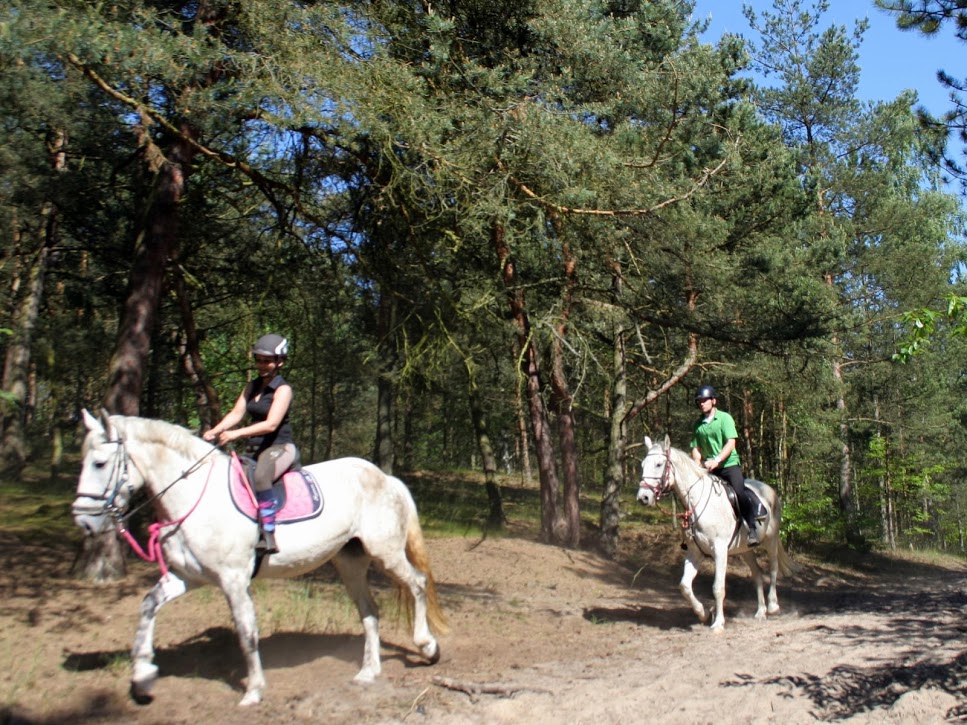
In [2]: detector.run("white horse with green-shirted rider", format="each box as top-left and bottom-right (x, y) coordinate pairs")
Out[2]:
(637, 434), (795, 631)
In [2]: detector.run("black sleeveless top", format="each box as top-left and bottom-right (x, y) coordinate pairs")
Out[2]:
(244, 374), (295, 454)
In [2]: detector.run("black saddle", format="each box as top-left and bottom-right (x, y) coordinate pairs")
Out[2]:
(721, 479), (767, 522)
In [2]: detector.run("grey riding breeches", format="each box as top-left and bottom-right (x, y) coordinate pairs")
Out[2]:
(253, 443), (298, 492)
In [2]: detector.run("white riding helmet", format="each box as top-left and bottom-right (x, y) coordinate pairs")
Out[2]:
(252, 333), (288, 359)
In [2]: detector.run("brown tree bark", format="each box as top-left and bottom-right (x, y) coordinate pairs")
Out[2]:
(173, 267), (220, 429)
(469, 385), (506, 529)
(103, 120), (195, 415)
(599, 319), (628, 559)
(1, 130), (66, 473)
(493, 222), (565, 543)
(548, 236), (580, 548)
(373, 292), (397, 474)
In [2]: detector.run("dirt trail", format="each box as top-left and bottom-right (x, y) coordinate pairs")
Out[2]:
(3, 530), (967, 724)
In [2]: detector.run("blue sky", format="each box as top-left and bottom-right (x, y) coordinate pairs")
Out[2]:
(695, 1), (964, 117)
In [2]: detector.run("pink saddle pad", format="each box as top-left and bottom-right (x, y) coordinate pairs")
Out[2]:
(228, 453), (324, 524)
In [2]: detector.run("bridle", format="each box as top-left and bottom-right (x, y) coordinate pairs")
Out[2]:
(639, 448), (674, 502)
(72, 430), (217, 527)
(71, 436), (133, 524)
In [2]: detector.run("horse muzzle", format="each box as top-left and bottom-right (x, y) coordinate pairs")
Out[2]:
(637, 485), (657, 506)
(72, 501), (114, 536)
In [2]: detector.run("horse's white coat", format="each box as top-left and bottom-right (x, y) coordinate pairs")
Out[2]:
(637, 435), (794, 632)
(73, 411), (446, 706)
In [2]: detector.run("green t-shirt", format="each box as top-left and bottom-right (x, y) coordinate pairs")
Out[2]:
(690, 410), (741, 468)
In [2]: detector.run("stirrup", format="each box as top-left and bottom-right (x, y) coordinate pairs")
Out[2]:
(256, 530), (279, 555)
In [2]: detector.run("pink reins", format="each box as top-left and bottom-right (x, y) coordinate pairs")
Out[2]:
(118, 460), (216, 578)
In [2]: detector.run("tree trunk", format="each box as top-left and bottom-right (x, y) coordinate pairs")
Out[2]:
(104, 122), (194, 416)
(1, 238), (48, 473)
(514, 371), (532, 483)
(493, 222), (564, 543)
(469, 385), (506, 529)
(91, 124), (195, 581)
(173, 268), (220, 429)
(1, 130), (66, 473)
(599, 324), (627, 559)
(373, 292), (397, 474)
(549, 238), (580, 548)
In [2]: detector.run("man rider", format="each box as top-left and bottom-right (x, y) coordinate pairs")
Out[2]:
(690, 384), (759, 545)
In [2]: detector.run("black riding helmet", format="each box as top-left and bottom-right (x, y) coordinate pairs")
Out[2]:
(252, 333), (289, 359)
(694, 384), (717, 401)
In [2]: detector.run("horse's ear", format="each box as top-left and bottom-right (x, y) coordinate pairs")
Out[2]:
(99, 409), (115, 439)
(644, 436), (653, 450)
(82, 409), (102, 433)
(662, 434), (671, 451)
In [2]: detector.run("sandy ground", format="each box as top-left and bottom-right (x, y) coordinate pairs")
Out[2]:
(3, 524), (967, 724)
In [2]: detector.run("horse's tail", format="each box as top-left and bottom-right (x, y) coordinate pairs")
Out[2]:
(776, 536), (800, 577)
(403, 507), (450, 636)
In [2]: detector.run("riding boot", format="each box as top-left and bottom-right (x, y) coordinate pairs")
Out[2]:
(746, 519), (760, 546)
(255, 490), (280, 554)
(740, 492), (760, 545)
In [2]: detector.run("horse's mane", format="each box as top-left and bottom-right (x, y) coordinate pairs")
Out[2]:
(667, 443), (708, 479)
(114, 416), (213, 460)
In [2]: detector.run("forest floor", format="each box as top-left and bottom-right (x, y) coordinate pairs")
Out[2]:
(3, 520), (967, 724)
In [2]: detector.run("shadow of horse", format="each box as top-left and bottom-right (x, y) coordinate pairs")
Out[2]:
(63, 626), (426, 697)
(583, 605), (696, 631)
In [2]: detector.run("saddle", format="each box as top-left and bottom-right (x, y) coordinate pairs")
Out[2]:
(228, 452), (324, 524)
(721, 480), (767, 522)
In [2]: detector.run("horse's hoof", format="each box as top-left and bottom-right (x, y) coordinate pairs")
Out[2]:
(239, 690), (262, 707)
(353, 669), (378, 684)
(129, 683), (154, 706)
(421, 641), (441, 665)
(131, 662), (158, 705)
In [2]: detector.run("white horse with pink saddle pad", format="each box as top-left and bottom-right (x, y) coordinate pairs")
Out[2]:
(72, 411), (447, 706)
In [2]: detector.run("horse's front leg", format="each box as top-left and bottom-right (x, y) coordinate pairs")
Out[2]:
(220, 573), (265, 706)
(679, 548), (706, 625)
(709, 542), (729, 632)
(742, 550), (767, 620)
(131, 573), (187, 703)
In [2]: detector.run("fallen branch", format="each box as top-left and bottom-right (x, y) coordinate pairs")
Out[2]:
(431, 675), (552, 703)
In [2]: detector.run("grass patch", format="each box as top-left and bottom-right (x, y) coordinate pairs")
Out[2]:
(404, 468), (545, 538)
(0, 459), (82, 547)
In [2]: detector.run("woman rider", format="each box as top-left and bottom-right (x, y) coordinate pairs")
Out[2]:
(204, 334), (298, 554)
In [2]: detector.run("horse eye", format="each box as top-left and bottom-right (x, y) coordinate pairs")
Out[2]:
(93, 459), (107, 469)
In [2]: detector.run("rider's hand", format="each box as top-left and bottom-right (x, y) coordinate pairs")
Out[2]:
(204, 429), (232, 446)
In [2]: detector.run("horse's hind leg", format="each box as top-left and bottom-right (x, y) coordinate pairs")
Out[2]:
(742, 551), (767, 621)
(377, 548), (439, 664)
(332, 542), (382, 683)
(130, 574), (188, 703)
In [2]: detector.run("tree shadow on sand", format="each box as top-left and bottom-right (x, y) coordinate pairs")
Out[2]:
(723, 648), (967, 721)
